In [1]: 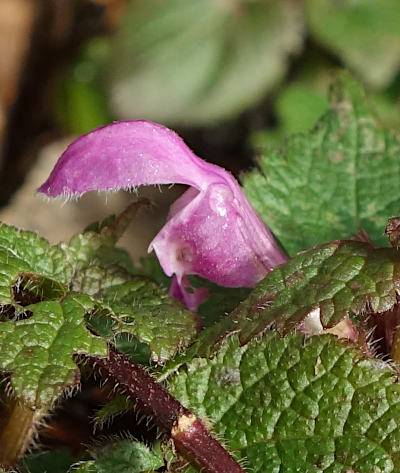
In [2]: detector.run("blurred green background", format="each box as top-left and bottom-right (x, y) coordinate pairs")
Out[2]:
(2, 0), (400, 203)
(55, 0), (400, 148)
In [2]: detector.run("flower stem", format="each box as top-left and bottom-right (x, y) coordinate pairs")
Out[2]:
(88, 348), (245, 473)
(0, 398), (45, 468)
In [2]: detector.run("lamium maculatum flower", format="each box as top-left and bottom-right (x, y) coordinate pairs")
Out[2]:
(38, 121), (288, 310)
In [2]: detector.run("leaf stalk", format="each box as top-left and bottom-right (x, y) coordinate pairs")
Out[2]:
(88, 348), (245, 473)
(0, 399), (46, 468)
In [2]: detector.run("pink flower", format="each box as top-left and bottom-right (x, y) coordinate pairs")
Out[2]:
(38, 121), (288, 310)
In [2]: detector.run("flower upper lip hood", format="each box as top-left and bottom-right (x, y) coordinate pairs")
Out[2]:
(38, 120), (288, 310)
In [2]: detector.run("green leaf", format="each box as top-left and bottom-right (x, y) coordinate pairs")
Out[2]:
(0, 223), (71, 305)
(129, 255), (171, 289)
(113, 333), (153, 365)
(94, 394), (133, 427)
(72, 440), (164, 473)
(65, 203), (154, 297)
(55, 75), (111, 136)
(276, 83), (329, 133)
(230, 240), (400, 338)
(0, 293), (107, 407)
(253, 81), (330, 151)
(129, 258), (250, 328)
(369, 92), (400, 131)
(166, 240), (400, 365)
(12, 272), (67, 309)
(61, 205), (197, 364)
(306, 0), (400, 89)
(54, 37), (112, 135)
(111, 0), (303, 125)
(23, 450), (74, 473)
(70, 265), (130, 296)
(0, 204), (144, 310)
(169, 332), (400, 472)
(64, 202), (146, 272)
(189, 276), (251, 328)
(71, 463), (97, 473)
(91, 279), (197, 363)
(244, 72), (400, 255)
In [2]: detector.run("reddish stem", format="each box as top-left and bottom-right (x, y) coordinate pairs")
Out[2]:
(173, 416), (244, 473)
(87, 348), (244, 473)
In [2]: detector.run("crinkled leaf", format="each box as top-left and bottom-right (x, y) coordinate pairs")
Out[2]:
(63, 202), (146, 272)
(244, 72), (400, 255)
(231, 240), (400, 339)
(86, 311), (152, 365)
(72, 440), (164, 473)
(68, 243), (196, 364)
(166, 240), (400, 365)
(169, 332), (400, 473)
(0, 223), (71, 305)
(0, 293), (107, 407)
(66, 203), (162, 298)
(70, 265), (130, 296)
(306, 0), (400, 89)
(0, 204), (141, 310)
(111, 0), (303, 125)
(92, 279), (198, 363)
(130, 258), (250, 327)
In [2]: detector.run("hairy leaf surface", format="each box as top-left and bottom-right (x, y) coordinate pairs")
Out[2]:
(0, 224), (70, 306)
(91, 279), (198, 363)
(244, 73), (400, 255)
(161, 240), (400, 367)
(169, 333), (400, 472)
(0, 293), (106, 407)
(72, 441), (164, 473)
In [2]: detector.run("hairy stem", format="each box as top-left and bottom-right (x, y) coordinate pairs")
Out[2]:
(88, 348), (245, 473)
(0, 399), (45, 468)
(391, 324), (400, 364)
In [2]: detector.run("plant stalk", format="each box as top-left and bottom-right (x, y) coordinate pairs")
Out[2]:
(89, 348), (245, 473)
(391, 324), (400, 364)
(0, 399), (45, 468)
